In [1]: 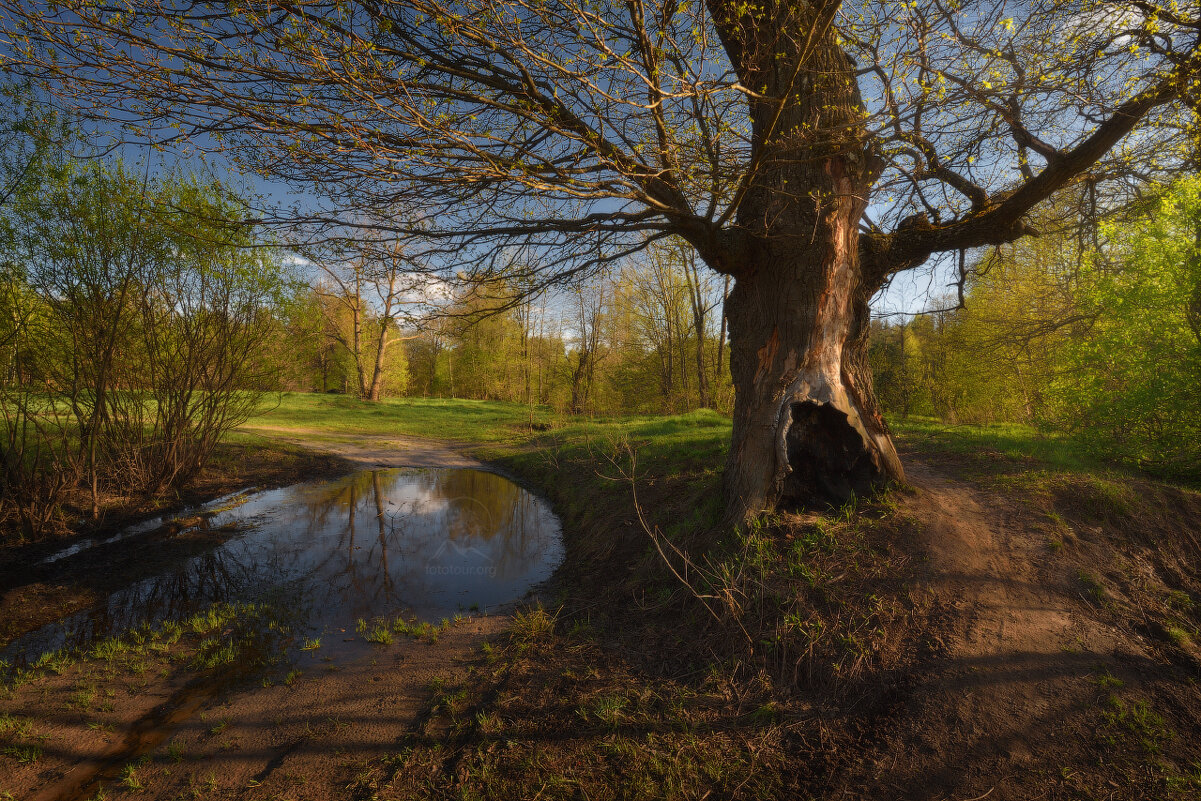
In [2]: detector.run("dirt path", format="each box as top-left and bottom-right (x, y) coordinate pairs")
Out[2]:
(237, 425), (483, 469)
(849, 460), (1135, 800)
(2, 616), (508, 801)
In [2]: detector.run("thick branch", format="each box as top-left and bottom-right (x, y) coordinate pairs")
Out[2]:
(866, 72), (1187, 277)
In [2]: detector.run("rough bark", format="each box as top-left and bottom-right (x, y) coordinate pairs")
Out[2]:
(715, 10), (904, 521)
(723, 223), (903, 517)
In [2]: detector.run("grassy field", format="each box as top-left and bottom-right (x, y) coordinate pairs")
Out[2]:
(243, 393), (556, 442)
(245, 392), (1121, 481)
(889, 415), (1110, 474)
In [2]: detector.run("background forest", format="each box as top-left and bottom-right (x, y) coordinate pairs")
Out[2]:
(869, 180), (1201, 477)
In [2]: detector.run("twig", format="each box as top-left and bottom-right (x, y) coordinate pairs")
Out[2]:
(604, 441), (754, 646)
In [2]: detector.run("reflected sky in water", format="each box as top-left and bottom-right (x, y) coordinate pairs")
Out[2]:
(3, 469), (563, 665)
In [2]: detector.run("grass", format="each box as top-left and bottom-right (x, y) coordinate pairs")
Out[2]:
(241, 393), (558, 443)
(889, 415), (1111, 474)
(2, 743), (41, 764)
(391, 617), (450, 643)
(240, 396), (1137, 504)
(0, 715), (31, 737)
(120, 762), (146, 791)
(364, 625), (394, 645)
(1103, 695), (1175, 756)
(240, 393), (731, 481)
(1165, 626), (1193, 649)
(509, 605), (557, 644)
(1077, 570), (1110, 605)
(2, 601), (291, 708)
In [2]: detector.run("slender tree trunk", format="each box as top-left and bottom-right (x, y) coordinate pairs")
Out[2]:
(715, 21), (903, 520)
(352, 301), (369, 399)
(569, 350), (589, 414)
(694, 325), (710, 408)
(677, 311), (689, 402)
(716, 275), (728, 383)
(899, 319), (910, 418)
(367, 324), (390, 402)
(428, 338), (440, 396)
(520, 308), (532, 407)
(684, 254), (711, 408)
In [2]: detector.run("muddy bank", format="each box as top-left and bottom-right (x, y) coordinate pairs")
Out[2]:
(0, 443), (351, 649)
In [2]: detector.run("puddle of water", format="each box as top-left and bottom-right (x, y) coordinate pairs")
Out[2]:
(4, 468), (563, 666)
(37, 488), (259, 567)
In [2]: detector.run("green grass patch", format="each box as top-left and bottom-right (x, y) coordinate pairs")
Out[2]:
(1, 743), (41, 764)
(889, 416), (1107, 474)
(242, 393), (558, 443)
(1102, 695), (1174, 756)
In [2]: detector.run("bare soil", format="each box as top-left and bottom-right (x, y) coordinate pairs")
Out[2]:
(0, 615), (508, 801)
(839, 453), (1201, 800)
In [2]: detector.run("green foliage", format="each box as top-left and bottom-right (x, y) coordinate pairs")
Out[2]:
(872, 178), (1201, 480)
(0, 118), (293, 538)
(1051, 178), (1201, 474)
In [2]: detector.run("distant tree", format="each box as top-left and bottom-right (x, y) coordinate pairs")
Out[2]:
(404, 327), (446, 398)
(626, 254), (692, 410)
(311, 239), (423, 401)
(565, 276), (608, 414)
(8, 0), (1194, 515)
(271, 288), (351, 393)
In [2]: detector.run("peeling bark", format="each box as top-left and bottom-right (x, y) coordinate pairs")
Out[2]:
(722, 214), (904, 519)
(718, 23), (904, 522)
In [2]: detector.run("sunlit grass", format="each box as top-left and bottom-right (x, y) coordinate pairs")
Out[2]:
(242, 393), (1121, 480)
(888, 415), (1107, 475)
(241, 393), (555, 443)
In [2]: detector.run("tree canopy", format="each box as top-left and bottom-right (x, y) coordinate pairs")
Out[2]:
(1, 0), (1193, 276)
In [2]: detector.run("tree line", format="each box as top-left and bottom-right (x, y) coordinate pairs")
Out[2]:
(280, 238), (734, 416)
(869, 179), (1201, 477)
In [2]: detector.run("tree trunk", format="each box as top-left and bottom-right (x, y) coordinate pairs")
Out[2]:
(569, 350), (589, 414)
(352, 304), (369, 399)
(367, 325), (390, 402)
(716, 275), (728, 383)
(715, 18), (903, 520)
(723, 229), (903, 517)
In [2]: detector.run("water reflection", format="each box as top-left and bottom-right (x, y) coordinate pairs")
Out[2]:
(3, 469), (563, 665)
